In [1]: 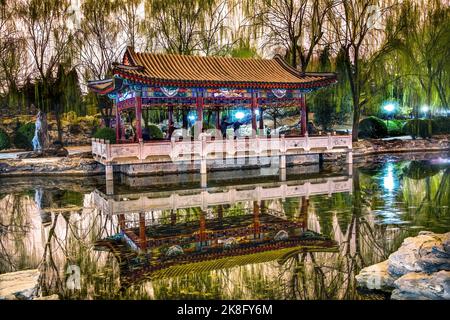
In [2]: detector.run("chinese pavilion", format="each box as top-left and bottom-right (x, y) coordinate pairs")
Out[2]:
(88, 47), (352, 180)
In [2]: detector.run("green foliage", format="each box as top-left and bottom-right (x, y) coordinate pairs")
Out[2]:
(93, 127), (116, 143)
(13, 122), (35, 150)
(358, 116), (388, 139)
(402, 119), (434, 138)
(402, 117), (449, 137)
(0, 128), (11, 150)
(230, 39), (259, 58)
(147, 124), (164, 140)
(310, 47), (350, 130)
(432, 117), (450, 134)
(387, 120), (405, 136)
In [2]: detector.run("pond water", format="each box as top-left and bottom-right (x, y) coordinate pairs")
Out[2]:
(0, 152), (449, 300)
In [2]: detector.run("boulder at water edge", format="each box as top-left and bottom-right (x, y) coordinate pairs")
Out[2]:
(388, 231), (450, 276)
(355, 260), (395, 292)
(0, 269), (39, 300)
(391, 271), (450, 300)
(356, 231), (450, 300)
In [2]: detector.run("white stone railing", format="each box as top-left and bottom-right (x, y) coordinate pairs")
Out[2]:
(93, 176), (353, 214)
(91, 134), (352, 165)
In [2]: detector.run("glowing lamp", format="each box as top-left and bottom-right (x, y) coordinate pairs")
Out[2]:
(383, 104), (395, 113)
(421, 105), (429, 113)
(235, 111), (245, 120)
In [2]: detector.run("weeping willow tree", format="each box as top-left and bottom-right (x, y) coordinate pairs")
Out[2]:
(77, 0), (126, 127)
(247, 0), (335, 71)
(0, 0), (28, 115)
(16, 0), (76, 142)
(310, 46), (351, 131)
(387, 0), (450, 136)
(143, 0), (233, 55)
(328, 0), (407, 141)
(117, 0), (144, 49)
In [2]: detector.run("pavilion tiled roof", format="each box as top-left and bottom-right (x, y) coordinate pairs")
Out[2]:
(108, 47), (337, 90)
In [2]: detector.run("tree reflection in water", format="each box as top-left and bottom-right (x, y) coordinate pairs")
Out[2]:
(0, 154), (448, 299)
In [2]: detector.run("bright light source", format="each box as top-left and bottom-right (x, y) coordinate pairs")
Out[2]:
(235, 111), (245, 120)
(421, 105), (429, 113)
(188, 114), (196, 121)
(255, 109), (260, 115)
(383, 103), (395, 113)
(383, 163), (396, 192)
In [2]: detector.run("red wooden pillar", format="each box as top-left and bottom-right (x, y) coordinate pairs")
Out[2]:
(196, 89), (204, 133)
(251, 91), (258, 135)
(135, 91), (143, 141)
(253, 201), (260, 237)
(139, 212), (146, 250)
(168, 105), (175, 139)
(300, 94), (307, 136)
(305, 94), (309, 126)
(259, 107), (264, 131)
(118, 214), (125, 230)
(115, 99), (120, 142)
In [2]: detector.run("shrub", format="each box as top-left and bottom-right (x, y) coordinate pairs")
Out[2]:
(13, 122), (35, 150)
(358, 116), (388, 139)
(147, 124), (164, 140)
(63, 111), (78, 122)
(432, 117), (450, 134)
(93, 127), (116, 143)
(402, 119), (434, 138)
(0, 128), (11, 150)
(387, 120), (405, 136)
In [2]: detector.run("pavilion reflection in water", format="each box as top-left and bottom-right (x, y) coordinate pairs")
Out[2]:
(93, 172), (352, 288)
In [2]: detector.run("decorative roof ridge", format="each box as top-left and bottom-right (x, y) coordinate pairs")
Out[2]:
(87, 78), (114, 85)
(112, 62), (144, 72)
(123, 46), (139, 66)
(273, 54), (336, 79)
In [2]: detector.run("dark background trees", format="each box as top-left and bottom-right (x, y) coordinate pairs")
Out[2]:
(0, 0), (448, 144)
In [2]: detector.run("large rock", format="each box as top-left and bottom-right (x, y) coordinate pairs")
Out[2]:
(356, 231), (450, 300)
(356, 260), (395, 292)
(0, 269), (39, 300)
(388, 231), (450, 276)
(391, 271), (450, 300)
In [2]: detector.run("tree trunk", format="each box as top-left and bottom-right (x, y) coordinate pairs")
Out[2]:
(55, 110), (63, 143)
(351, 102), (361, 142)
(426, 81), (432, 137)
(40, 112), (49, 150)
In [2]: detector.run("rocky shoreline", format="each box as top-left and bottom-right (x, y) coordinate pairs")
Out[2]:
(0, 151), (103, 176)
(352, 135), (449, 157)
(0, 269), (59, 300)
(356, 231), (450, 300)
(0, 136), (448, 176)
